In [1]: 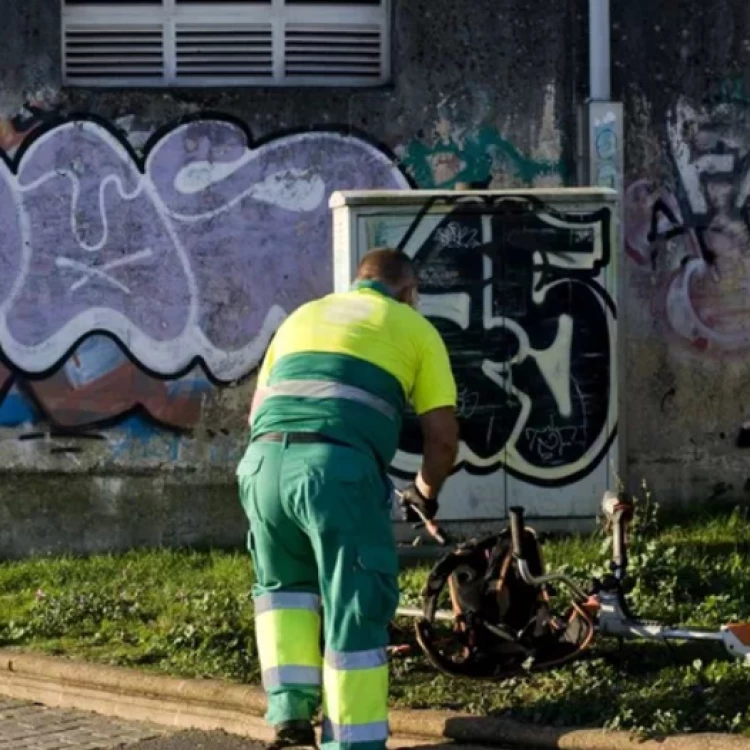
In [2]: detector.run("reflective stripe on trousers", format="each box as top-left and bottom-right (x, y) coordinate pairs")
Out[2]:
(322, 647), (390, 746)
(254, 592), (323, 690)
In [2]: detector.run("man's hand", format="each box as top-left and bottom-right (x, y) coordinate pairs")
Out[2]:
(398, 480), (438, 522)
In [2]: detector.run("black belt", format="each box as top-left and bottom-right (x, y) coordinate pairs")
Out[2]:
(252, 431), (388, 477)
(253, 431), (351, 448)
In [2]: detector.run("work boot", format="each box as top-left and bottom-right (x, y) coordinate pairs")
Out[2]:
(268, 720), (317, 750)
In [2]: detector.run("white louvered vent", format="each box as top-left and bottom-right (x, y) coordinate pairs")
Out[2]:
(285, 0), (381, 4)
(285, 24), (382, 79)
(61, 0), (390, 86)
(175, 24), (273, 80)
(63, 24), (164, 81)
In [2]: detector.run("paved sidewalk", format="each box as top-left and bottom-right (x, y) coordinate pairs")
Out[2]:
(125, 731), (494, 750)
(0, 697), (167, 749)
(0, 698), (520, 750)
(125, 730), (267, 749)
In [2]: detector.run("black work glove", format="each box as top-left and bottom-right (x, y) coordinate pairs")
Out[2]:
(398, 482), (439, 523)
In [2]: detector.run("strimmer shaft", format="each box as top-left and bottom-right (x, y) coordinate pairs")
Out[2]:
(396, 606), (454, 621)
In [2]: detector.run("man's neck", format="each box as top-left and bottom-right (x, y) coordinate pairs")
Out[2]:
(350, 279), (395, 298)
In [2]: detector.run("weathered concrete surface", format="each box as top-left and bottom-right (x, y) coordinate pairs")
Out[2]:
(614, 1), (750, 507)
(3, 0), (750, 555)
(2, 650), (750, 750)
(0, 0), (580, 557)
(0, 473), (247, 559)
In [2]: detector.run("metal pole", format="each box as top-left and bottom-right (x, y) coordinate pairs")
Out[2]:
(589, 0), (610, 101)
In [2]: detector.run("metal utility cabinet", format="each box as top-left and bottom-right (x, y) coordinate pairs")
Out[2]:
(330, 188), (621, 527)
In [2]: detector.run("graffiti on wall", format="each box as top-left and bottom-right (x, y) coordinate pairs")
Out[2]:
(718, 77), (750, 108)
(591, 106), (621, 191)
(625, 100), (750, 355)
(0, 114), (410, 447)
(399, 125), (565, 190)
(0, 116), (409, 381)
(365, 195), (617, 487)
(0, 111), (605, 491)
(0, 337), (211, 430)
(0, 101), (60, 154)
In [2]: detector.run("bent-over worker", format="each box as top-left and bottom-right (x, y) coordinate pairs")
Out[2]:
(236, 248), (459, 750)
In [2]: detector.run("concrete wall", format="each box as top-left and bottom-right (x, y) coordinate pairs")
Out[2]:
(0, 0), (581, 558)
(6, 0), (748, 557)
(616, 2), (750, 508)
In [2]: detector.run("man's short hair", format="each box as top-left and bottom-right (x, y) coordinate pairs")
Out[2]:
(356, 248), (415, 288)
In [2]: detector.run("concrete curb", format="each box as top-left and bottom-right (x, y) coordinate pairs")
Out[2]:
(0, 649), (749, 750)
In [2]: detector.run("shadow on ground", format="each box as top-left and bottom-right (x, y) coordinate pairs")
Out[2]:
(123, 728), (528, 750)
(124, 730), (266, 749)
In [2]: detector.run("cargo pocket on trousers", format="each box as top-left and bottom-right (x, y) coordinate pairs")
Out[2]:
(247, 526), (270, 591)
(352, 545), (400, 628)
(238, 453), (265, 521)
(238, 453), (266, 584)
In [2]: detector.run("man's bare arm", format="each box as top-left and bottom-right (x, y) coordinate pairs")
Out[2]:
(415, 406), (459, 499)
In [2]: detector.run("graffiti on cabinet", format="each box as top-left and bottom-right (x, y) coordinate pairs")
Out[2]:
(388, 194), (616, 486)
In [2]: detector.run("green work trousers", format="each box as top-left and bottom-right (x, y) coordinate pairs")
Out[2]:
(237, 436), (400, 750)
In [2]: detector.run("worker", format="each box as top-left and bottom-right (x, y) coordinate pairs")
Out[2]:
(237, 248), (459, 750)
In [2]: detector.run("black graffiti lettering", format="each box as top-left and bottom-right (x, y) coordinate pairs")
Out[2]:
(524, 419), (585, 466)
(394, 195), (616, 487)
(647, 197), (717, 269)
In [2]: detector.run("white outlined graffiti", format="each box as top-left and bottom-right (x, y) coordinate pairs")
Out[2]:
(0, 117), (410, 383)
(383, 195), (617, 487)
(625, 100), (750, 355)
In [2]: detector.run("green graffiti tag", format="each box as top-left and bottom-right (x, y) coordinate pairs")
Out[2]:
(399, 126), (567, 189)
(719, 77), (750, 107)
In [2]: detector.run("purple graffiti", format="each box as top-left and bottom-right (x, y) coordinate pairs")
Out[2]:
(0, 118), (409, 381)
(0, 164), (23, 313)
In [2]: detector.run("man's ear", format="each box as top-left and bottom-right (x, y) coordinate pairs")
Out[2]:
(407, 285), (420, 309)
(395, 280), (418, 307)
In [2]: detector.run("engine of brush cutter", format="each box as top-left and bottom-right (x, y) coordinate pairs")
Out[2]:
(409, 527), (595, 680)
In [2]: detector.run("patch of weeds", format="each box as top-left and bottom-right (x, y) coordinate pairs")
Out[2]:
(1, 490), (749, 738)
(391, 483), (750, 738)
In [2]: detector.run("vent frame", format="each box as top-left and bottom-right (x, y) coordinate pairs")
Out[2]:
(61, 0), (390, 87)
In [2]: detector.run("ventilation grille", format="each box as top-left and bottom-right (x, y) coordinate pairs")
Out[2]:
(175, 24), (273, 78)
(64, 1), (161, 5)
(63, 24), (164, 80)
(62, 1), (389, 85)
(285, 0), (381, 4)
(175, 0), (271, 3)
(285, 24), (382, 78)
(176, 0), (270, 3)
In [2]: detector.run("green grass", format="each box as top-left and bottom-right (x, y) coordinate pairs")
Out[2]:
(1, 496), (750, 739)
